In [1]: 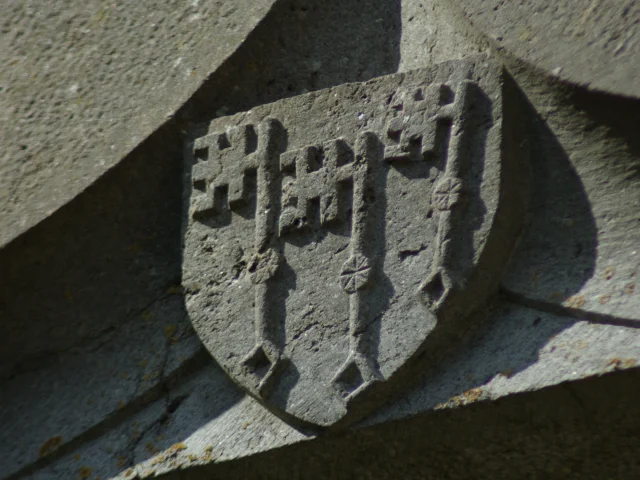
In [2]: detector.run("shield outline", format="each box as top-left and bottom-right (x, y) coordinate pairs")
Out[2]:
(181, 65), (529, 429)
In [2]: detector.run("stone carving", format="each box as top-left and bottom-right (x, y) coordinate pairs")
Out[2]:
(382, 81), (475, 313)
(277, 132), (382, 398)
(182, 63), (528, 428)
(191, 118), (286, 396)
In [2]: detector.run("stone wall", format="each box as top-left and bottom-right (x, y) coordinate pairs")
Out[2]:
(1, 1), (638, 479)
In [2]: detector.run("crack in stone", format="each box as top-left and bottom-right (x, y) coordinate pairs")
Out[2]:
(5, 348), (209, 480)
(501, 287), (640, 328)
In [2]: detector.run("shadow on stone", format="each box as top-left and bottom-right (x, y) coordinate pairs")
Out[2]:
(502, 78), (599, 310)
(180, 0), (403, 125)
(0, 122), (184, 381)
(158, 368), (640, 480)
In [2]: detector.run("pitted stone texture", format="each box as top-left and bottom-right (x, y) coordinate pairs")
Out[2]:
(398, 1), (481, 73)
(0, 0), (276, 246)
(182, 57), (529, 427)
(445, 0), (639, 97)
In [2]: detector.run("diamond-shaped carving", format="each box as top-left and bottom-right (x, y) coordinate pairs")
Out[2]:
(332, 359), (365, 400)
(419, 268), (450, 312)
(242, 344), (280, 396)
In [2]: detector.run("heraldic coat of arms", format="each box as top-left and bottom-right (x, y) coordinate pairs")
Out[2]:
(181, 58), (528, 428)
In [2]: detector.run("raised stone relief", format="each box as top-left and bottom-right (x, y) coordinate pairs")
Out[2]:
(182, 59), (529, 428)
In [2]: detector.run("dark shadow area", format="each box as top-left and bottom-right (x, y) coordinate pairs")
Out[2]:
(179, 0), (402, 125)
(501, 76), (599, 308)
(160, 368), (640, 480)
(566, 88), (640, 178)
(0, 121), (185, 381)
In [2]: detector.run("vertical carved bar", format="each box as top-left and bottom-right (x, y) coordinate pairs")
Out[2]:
(332, 131), (382, 400)
(420, 81), (476, 312)
(242, 118), (285, 397)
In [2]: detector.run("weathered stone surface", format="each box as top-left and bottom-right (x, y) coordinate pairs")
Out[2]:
(501, 84), (640, 324)
(447, 0), (640, 97)
(16, 299), (637, 480)
(132, 367), (640, 480)
(399, 1), (640, 323)
(117, 302), (638, 479)
(0, 124), (185, 382)
(182, 57), (529, 428)
(2, 2), (639, 479)
(0, 295), (203, 479)
(0, 0), (276, 246)
(398, 1), (481, 72)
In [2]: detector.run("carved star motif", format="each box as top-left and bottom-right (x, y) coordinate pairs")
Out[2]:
(339, 254), (372, 293)
(433, 177), (465, 211)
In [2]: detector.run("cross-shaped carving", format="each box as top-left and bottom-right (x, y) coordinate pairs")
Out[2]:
(190, 124), (258, 219)
(279, 139), (356, 234)
(383, 83), (457, 163)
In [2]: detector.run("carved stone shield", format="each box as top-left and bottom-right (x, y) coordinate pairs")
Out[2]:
(182, 58), (528, 428)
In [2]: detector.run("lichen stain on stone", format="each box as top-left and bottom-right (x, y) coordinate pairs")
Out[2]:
(77, 466), (93, 480)
(598, 294), (611, 304)
(602, 266), (616, 280)
(165, 442), (188, 455)
(38, 435), (62, 458)
(164, 324), (177, 340)
(607, 358), (637, 371)
(564, 294), (585, 309)
(435, 387), (485, 410)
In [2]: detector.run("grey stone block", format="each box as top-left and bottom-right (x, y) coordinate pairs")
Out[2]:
(0, 295), (203, 479)
(440, 0), (640, 97)
(60, 301), (637, 480)
(0, 0), (277, 246)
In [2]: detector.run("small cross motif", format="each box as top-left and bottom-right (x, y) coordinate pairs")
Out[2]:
(433, 177), (465, 211)
(383, 83), (455, 163)
(190, 124), (259, 219)
(278, 139), (356, 234)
